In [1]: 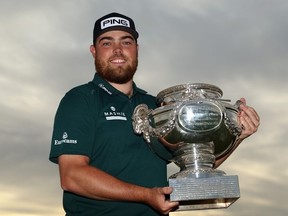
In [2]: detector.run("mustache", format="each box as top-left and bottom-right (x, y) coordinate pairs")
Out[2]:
(109, 54), (127, 61)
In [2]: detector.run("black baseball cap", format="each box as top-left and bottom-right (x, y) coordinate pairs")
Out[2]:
(93, 12), (139, 44)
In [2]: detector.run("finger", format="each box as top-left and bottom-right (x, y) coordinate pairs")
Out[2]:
(240, 105), (260, 123)
(240, 97), (246, 105)
(246, 106), (260, 121)
(240, 114), (258, 135)
(165, 201), (179, 214)
(238, 98), (260, 121)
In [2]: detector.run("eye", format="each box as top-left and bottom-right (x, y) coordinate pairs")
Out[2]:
(122, 41), (132, 45)
(122, 38), (134, 46)
(100, 41), (111, 47)
(103, 42), (111, 46)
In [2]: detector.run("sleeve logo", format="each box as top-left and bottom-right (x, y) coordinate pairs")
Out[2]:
(54, 132), (77, 145)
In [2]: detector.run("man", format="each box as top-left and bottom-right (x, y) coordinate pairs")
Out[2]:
(49, 12), (260, 216)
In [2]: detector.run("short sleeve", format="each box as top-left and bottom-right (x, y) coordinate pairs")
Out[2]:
(49, 89), (95, 163)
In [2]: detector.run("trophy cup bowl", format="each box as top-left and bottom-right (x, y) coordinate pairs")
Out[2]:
(132, 83), (242, 211)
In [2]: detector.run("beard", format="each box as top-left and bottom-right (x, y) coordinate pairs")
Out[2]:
(95, 54), (138, 84)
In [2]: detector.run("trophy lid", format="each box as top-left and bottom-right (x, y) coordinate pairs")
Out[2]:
(156, 83), (223, 105)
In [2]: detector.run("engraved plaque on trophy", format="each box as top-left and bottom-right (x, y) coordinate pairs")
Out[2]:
(132, 83), (242, 211)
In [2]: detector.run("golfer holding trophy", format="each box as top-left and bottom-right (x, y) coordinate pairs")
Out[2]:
(132, 83), (260, 211)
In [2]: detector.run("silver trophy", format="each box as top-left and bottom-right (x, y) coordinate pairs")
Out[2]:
(132, 83), (242, 211)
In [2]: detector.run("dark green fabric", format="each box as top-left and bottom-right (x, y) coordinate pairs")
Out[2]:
(49, 74), (168, 216)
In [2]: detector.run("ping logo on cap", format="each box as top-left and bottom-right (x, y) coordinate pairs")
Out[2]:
(101, 17), (130, 30)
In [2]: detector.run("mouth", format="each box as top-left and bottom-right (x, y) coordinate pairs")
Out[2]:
(110, 58), (126, 65)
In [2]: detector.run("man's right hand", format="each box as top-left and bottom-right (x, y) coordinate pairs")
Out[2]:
(146, 187), (179, 215)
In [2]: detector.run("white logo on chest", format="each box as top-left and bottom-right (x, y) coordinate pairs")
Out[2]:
(104, 106), (127, 121)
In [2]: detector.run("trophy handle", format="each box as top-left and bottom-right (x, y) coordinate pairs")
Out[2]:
(132, 103), (180, 143)
(215, 100), (243, 159)
(132, 104), (152, 142)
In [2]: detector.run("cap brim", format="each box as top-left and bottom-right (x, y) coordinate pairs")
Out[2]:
(94, 26), (139, 41)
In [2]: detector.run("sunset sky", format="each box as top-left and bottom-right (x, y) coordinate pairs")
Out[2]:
(0, 0), (287, 215)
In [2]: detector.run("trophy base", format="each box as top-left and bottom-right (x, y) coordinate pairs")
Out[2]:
(169, 175), (240, 211)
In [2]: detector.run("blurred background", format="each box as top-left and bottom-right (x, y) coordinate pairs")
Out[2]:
(0, 0), (287, 215)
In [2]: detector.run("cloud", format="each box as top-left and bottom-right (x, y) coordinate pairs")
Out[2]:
(0, 0), (287, 215)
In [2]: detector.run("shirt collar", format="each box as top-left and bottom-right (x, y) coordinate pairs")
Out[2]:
(92, 73), (147, 96)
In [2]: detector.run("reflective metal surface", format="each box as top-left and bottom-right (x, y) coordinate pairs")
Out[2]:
(132, 83), (242, 210)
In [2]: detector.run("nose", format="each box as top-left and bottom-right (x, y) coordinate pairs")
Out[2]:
(113, 43), (123, 55)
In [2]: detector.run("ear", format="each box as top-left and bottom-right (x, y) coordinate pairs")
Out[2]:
(90, 45), (96, 58)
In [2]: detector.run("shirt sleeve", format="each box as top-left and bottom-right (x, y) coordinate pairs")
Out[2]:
(49, 89), (95, 164)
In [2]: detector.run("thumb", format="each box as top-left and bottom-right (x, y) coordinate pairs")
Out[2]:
(161, 186), (173, 195)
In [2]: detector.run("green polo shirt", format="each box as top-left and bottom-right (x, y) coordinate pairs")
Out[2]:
(49, 73), (168, 216)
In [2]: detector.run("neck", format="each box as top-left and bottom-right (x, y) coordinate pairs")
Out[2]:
(109, 80), (134, 97)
